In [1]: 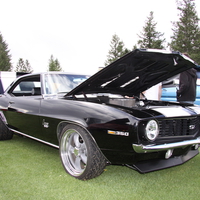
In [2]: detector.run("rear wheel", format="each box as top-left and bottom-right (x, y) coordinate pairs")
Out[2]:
(0, 119), (13, 140)
(59, 124), (107, 180)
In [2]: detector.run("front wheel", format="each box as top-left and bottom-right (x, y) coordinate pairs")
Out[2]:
(59, 124), (107, 180)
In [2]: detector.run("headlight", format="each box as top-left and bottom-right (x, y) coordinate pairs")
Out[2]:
(145, 120), (159, 141)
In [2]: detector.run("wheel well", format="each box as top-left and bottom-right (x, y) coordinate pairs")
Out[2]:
(57, 121), (89, 141)
(57, 122), (68, 141)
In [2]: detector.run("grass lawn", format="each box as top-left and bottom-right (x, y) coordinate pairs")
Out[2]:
(0, 135), (200, 200)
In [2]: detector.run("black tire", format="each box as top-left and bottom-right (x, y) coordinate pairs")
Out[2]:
(0, 118), (13, 140)
(59, 124), (107, 180)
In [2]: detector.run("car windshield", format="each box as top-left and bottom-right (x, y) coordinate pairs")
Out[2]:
(44, 74), (89, 94)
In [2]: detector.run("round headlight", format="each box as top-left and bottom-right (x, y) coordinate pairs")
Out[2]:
(145, 120), (159, 141)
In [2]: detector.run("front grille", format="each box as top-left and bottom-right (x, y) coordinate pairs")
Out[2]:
(158, 117), (200, 137)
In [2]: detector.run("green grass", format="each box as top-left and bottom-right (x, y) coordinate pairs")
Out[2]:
(0, 135), (200, 200)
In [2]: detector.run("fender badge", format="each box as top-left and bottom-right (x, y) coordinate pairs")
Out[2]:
(42, 119), (49, 128)
(108, 130), (129, 136)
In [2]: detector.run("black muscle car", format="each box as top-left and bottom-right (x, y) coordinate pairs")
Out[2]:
(0, 49), (200, 180)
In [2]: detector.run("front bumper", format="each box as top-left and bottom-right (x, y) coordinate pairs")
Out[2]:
(133, 137), (200, 153)
(127, 148), (199, 173)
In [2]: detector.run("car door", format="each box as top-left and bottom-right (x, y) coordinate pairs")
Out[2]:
(3, 75), (42, 136)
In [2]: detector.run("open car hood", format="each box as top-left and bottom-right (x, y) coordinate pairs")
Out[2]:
(67, 49), (196, 97)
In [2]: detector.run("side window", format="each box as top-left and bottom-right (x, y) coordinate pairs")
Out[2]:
(11, 76), (41, 96)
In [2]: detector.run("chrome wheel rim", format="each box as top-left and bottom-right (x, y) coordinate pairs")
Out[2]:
(60, 129), (87, 177)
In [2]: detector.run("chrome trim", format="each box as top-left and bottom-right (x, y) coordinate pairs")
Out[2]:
(10, 129), (59, 149)
(133, 137), (200, 153)
(0, 111), (8, 124)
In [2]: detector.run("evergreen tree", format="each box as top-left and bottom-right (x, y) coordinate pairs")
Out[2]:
(15, 58), (33, 73)
(48, 55), (62, 71)
(25, 60), (33, 73)
(104, 34), (130, 66)
(0, 32), (12, 71)
(170, 0), (200, 64)
(137, 11), (166, 49)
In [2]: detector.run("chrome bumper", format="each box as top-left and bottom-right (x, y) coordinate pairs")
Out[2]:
(133, 137), (200, 153)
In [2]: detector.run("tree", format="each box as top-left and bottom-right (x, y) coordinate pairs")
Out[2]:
(170, 0), (200, 64)
(15, 58), (33, 73)
(0, 32), (12, 71)
(104, 34), (130, 66)
(137, 11), (166, 49)
(48, 55), (62, 71)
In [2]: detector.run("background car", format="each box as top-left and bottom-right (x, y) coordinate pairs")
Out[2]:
(161, 70), (200, 105)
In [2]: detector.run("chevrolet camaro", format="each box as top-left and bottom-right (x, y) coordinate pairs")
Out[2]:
(0, 49), (200, 180)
